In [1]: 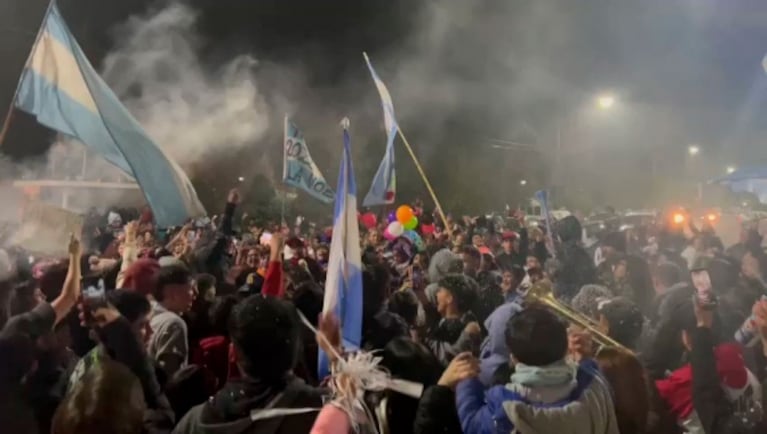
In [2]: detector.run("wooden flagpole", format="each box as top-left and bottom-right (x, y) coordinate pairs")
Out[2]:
(0, 106), (15, 148)
(396, 128), (452, 237)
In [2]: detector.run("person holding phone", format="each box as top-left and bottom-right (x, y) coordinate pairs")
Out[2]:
(690, 257), (717, 309)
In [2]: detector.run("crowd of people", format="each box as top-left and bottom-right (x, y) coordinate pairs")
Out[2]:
(2, 188), (767, 434)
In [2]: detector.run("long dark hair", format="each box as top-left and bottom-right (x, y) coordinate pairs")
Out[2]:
(596, 347), (650, 434)
(52, 360), (145, 434)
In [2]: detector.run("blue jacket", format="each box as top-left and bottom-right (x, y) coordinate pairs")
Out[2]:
(478, 302), (523, 386)
(457, 359), (619, 434)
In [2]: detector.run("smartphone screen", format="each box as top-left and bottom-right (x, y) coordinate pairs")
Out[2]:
(82, 278), (107, 324)
(260, 232), (273, 246)
(691, 269), (714, 305)
(411, 266), (423, 288)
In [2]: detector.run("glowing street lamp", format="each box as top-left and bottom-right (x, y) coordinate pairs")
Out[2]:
(726, 166), (736, 174)
(520, 179), (528, 186)
(596, 94), (616, 110)
(238, 176), (245, 182)
(687, 145), (700, 156)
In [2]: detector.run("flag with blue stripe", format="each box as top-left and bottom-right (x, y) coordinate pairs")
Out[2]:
(283, 117), (334, 204)
(14, 3), (205, 227)
(319, 119), (363, 378)
(362, 52), (397, 206)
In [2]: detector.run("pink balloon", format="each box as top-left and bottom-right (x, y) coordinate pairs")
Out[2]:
(383, 228), (395, 240)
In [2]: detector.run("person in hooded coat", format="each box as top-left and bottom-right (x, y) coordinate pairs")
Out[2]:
(551, 216), (597, 302)
(173, 295), (325, 434)
(477, 301), (523, 386)
(424, 249), (464, 305)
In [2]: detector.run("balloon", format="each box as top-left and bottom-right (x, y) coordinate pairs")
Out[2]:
(421, 224), (435, 235)
(403, 230), (426, 252)
(396, 205), (414, 224)
(404, 216), (418, 230)
(383, 228), (395, 241)
(360, 212), (377, 229)
(388, 221), (405, 237)
(387, 211), (397, 223)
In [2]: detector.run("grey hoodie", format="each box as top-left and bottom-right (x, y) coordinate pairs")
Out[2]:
(425, 249), (464, 304)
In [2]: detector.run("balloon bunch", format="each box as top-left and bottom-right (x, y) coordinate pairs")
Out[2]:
(381, 205), (428, 251)
(384, 205), (416, 240)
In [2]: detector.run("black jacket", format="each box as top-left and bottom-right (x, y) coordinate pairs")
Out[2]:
(173, 376), (325, 434)
(421, 312), (480, 366)
(413, 385), (462, 434)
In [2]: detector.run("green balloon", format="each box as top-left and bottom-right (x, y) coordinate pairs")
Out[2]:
(404, 216), (418, 230)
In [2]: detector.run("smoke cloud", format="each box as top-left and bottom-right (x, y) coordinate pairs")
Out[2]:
(100, 2), (272, 174)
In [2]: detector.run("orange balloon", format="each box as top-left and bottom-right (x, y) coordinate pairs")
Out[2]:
(396, 205), (414, 224)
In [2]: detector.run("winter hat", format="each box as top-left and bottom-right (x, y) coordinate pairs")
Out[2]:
(424, 249), (464, 303)
(427, 249), (463, 282)
(571, 284), (613, 320)
(598, 296), (644, 349)
(122, 258), (160, 297)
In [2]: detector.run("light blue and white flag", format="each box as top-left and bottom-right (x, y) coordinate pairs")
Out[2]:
(14, 2), (205, 227)
(319, 118), (363, 378)
(362, 52), (397, 206)
(283, 117), (334, 204)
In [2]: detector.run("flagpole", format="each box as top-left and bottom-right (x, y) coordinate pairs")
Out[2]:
(0, 107), (15, 148)
(396, 128), (452, 237)
(0, 0), (55, 149)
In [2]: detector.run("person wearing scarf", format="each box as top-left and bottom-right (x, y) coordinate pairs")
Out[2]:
(456, 306), (619, 434)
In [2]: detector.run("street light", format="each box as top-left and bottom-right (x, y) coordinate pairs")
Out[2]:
(238, 176), (245, 182)
(726, 166), (736, 174)
(688, 145), (700, 156)
(520, 179), (527, 186)
(596, 94), (616, 110)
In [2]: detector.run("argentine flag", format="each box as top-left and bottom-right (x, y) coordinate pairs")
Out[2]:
(362, 52), (397, 207)
(319, 119), (363, 377)
(14, 2), (205, 227)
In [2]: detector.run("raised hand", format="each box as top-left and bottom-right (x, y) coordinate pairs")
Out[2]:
(228, 188), (241, 205)
(68, 232), (82, 258)
(438, 352), (479, 389)
(124, 220), (139, 244)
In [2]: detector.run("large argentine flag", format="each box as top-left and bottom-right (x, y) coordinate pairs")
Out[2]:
(14, 3), (205, 227)
(319, 119), (363, 377)
(362, 53), (397, 207)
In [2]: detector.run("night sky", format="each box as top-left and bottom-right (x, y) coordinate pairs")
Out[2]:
(3, 0), (767, 211)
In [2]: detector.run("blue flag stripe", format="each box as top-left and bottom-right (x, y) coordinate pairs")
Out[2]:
(318, 126), (363, 378)
(15, 3), (205, 227)
(362, 53), (397, 206)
